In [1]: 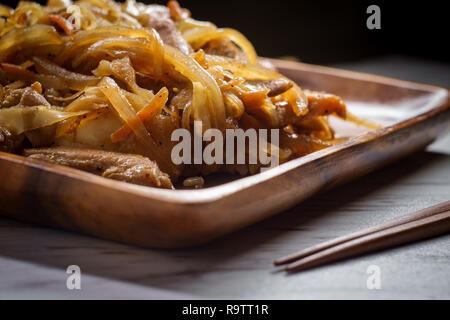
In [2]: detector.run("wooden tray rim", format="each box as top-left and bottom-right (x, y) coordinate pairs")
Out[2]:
(1, 60), (449, 205)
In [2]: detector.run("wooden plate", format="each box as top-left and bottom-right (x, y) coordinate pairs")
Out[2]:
(0, 59), (449, 248)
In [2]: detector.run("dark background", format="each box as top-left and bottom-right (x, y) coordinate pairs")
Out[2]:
(4, 0), (449, 64)
(169, 0), (449, 64)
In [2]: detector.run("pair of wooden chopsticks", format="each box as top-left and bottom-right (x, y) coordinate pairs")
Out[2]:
(274, 200), (450, 273)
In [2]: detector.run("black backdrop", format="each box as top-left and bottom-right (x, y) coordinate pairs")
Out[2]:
(4, 0), (449, 64)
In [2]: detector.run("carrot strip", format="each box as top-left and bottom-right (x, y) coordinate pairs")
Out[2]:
(0, 62), (27, 75)
(110, 87), (168, 143)
(48, 14), (73, 36)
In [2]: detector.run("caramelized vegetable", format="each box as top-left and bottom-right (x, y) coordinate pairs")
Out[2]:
(111, 87), (168, 142)
(0, 25), (62, 62)
(0, 0), (378, 188)
(0, 106), (86, 135)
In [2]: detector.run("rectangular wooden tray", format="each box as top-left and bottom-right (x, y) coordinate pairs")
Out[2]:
(0, 59), (449, 248)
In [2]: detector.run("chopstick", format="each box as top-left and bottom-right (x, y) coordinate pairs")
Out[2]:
(274, 200), (450, 273)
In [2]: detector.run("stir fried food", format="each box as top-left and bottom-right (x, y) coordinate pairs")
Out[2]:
(0, 0), (376, 189)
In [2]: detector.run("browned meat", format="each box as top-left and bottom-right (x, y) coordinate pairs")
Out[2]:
(24, 147), (174, 189)
(0, 126), (24, 153)
(246, 79), (293, 97)
(148, 17), (192, 55)
(124, 2), (192, 54)
(24, 126), (56, 148)
(117, 112), (184, 180)
(1, 87), (50, 108)
(203, 38), (247, 61)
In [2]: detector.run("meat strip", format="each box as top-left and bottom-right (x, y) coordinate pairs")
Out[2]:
(123, 2), (192, 54)
(148, 18), (192, 55)
(24, 147), (173, 189)
(246, 79), (293, 97)
(1, 87), (50, 108)
(0, 126), (24, 153)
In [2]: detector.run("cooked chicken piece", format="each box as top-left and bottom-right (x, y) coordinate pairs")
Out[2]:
(203, 38), (247, 61)
(24, 147), (174, 189)
(246, 79), (293, 97)
(1, 87), (50, 108)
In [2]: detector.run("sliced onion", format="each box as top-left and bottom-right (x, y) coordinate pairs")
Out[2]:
(206, 54), (308, 116)
(64, 94), (109, 112)
(176, 17), (215, 34)
(92, 57), (154, 100)
(47, 0), (73, 8)
(70, 36), (225, 131)
(0, 106), (87, 135)
(191, 81), (210, 133)
(98, 77), (162, 161)
(164, 45), (226, 131)
(0, 5), (12, 18)
(57, 27), (164, 77)
(110, 87), (168, 142)
(83, 0), (122, 16)
(9, 3), (45, 26)
(0, 25), (62, 62)
(183, 27), (258, 64)
(48, 14), (74, 36)
(223, 91), (244, 119)
(55, 106), (111, 139)
(32, 57), (100, 90)
(206, 54), (280, 79)
(52, 90), (84, 102)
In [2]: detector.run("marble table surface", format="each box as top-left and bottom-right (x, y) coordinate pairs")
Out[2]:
(0, 56), (449, 299)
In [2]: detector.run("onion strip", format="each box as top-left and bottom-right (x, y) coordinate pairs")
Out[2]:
(206, 54), (308, 116)
(32, 57), (101, 90)
(164, 45), (226, 131)
(183, 27), (258, 64)
(98, 77), (161, 160)
(56, 27), (164, 78)
(48, 14), (73, 35)
(0, 25), (62, 62)
(0, 106), (87, 135)
(110, 87), (168, 142)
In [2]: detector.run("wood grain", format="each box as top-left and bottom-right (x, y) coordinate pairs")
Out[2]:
(1, 148), (449, 299)
(0, 59), (448, 248)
